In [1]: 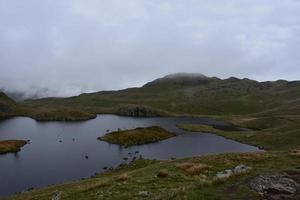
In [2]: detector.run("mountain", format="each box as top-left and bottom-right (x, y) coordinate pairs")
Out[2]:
(18, 73), (300, 121)
(143, 73), (216, 87)
(0, 92), (20, 120)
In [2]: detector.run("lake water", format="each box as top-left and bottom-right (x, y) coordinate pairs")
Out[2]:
(0, 115), (260, 196)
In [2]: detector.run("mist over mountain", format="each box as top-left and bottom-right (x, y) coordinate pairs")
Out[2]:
(0, 86), (90, 101)
(3, 73), (294, 122)
(1, 73), (297, 101)
(1, 1), (300, 100)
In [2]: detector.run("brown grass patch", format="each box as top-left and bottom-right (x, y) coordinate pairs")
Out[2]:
(290, 149), (300, 157)
(157, 169), (169, 178)
(76, 179), (112, 192)
(176, 162), (209, 175)
(176, 162), (195, 170)
(116, 173), (129, 182)
(0, 140), (27, 154)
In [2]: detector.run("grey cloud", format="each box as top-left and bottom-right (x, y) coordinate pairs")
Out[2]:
(0, 0), (299, 99)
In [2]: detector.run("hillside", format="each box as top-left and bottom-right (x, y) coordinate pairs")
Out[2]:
(0, 92), (20, 120)
(20, 73), (300, 120)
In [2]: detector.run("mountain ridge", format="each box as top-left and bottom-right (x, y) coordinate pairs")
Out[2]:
(8, 73), (296, 121)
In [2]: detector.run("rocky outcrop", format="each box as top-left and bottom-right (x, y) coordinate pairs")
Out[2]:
(215, 164), (252, 180)
(249, 171), (300, 200)
(117, 105), (164, 117)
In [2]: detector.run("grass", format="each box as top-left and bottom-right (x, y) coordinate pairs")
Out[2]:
(177, 115), (300, 151)
(29, 109), (97, 121)
(176, 162), (210, 176)
(177, 124), (220, 133)
(99, 126), (175, 147)
(2, 151), (299, 200)
(0, 140), (28, 154)
(0, 92), (21, 120)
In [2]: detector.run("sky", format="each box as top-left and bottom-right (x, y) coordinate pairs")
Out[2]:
(0, 0), (300, 98)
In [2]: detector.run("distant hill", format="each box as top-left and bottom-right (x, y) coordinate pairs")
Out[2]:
(18, 73), (300, 121)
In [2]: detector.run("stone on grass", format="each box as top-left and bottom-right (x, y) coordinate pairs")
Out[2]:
(216, 169), (233, 180)
(233, 164), (252, 174)
(215, 164), (251, 180)
(138, 191), (149, 197)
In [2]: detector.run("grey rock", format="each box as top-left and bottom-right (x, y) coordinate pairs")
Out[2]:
(216, 169), (233, 179)
(233, 164), (251, 174)
(216, 165), (252, 180)
(249, 173), (299, 199)
(138, 191), (149, 197)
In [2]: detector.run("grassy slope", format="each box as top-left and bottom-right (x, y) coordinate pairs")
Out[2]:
(178, 115), (300, 151)
(0, 92), (20, 120)
(99, 126), (175, 147)
(178, 124), (219, 133)
(20, 75), (300, 120)
(3, 151), (299, 200)
(0, 140), (27, 154)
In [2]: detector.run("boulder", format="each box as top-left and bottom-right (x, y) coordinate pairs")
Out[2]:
(216, 169), (233, 179)
(233, 164), (252, 174)
(249, 173), (299, 199)
(138, 191), (149, 197)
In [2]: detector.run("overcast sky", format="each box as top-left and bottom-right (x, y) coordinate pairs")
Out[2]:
(0, 0), (300, 98)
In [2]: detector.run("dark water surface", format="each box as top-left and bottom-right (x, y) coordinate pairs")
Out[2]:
(0, 115), (260, 196)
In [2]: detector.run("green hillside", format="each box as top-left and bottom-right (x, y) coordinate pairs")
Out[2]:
(0, 92), (20, 120)
(20, 73), (300, 120)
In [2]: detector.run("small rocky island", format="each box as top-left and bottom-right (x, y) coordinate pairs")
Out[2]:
(98, 126), (175, 147)
(0, 140), (28, 154)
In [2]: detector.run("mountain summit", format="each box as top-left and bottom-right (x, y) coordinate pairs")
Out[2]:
(162, 73), (208, 79)
(143, 73), (216, 87)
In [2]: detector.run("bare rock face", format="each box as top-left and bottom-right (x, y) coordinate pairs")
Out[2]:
(249, 172), (300, 200)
